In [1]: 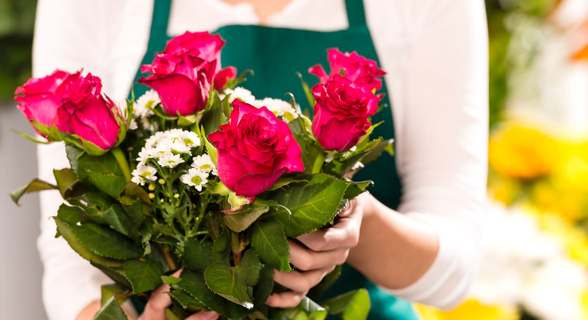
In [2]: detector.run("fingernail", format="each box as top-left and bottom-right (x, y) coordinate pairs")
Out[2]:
(201, 311), (218, 320)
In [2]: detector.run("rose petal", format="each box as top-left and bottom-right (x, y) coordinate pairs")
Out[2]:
(139, 74), (202, 116)
(213, 66), (237, 90)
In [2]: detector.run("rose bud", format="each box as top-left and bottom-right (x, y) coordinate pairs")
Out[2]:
(209, 100), (304, 197)
(139, 48), (216, 116)
(312, 74), (380, 152)
(54, 72), (126, 155)
(164, 31), (236, 90)
(309, 48), (386, 92)
(14, 70), (71, 138)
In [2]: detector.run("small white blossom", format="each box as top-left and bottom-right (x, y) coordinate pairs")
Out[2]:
(135, 90), (159, 118)
(157, 153), (184, 168)
(129, 119), (139, 130)
(192, 154), (217, 176)
(180, 131), (201, 148)
(131, 164), (157, 186)
(252, 97), (299, 123)
(170, 141), (191, 154)
(149, 143), (172, 159)
(223, 87), (256, 104)
(181, 168), (209, 191)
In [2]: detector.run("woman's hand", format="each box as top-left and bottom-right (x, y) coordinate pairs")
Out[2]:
(266, 196), (365, 308)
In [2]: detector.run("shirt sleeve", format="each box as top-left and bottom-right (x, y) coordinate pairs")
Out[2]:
(372, 0), (489, 309)
(33, 1), (150, 319)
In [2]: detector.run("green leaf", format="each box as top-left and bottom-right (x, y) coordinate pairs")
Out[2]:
(120, 197), (145, 226)
(94, 296), (128, 320)
(211, 230), (231, 263)
(10, 178), (57, 205)
(308, 310), (328, 320)
(201, 126), (218, 166)
(168, 288), (208, 310)
(184, 239), (213, 272)
(57, 204), (89, 224)
(91, 262), (132, 288)
(178, 113), (197, 126)
(224, 206), (269, 233)
(125, 182), (152, 204)
(101, 283), (130, 305)
(53, 168), (86, 199)
(69, 221), (143, 259)
(11, 129), (51, 144)
(201, 91), (223, 138)
(88, 172), (127, 199)
(267, 177), (308, 191)
(101, 204), (139, 238)
(321, 289), (370, 320)
(176, 270), (228, 316)
(124, 260), (163, 294)
(204, 262), (253, 309)
(66, 145), (124, 185)
(265, 174), (349, 237)
(296, 72), (315, 108)
(343, 181), (373, 200)
(162, 275), (182, 286)
(235, 250), (263, 286)
(253, 265), (274, 309)
(360, 139), (394, 167)
(81, 191), (115, 212)
(251, 221), (292, 272)
(298, 297), (326, 315)
(54, 218), (124, 268)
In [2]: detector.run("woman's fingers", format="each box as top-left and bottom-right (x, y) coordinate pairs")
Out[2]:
(273, 265), (336, 293)
(288, 239), (349, 270)
(265, 290), (307, 308)
(185, 311), (219, 320)
(139, 282), (172, 320)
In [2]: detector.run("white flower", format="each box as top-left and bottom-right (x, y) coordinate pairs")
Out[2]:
(192, 154), (217, 175)
(135, 90), (159, 119)
(170, 141), (191, 154)
(157, 153), (184, 168)
(129, 119), (138, 130)
(252, 97), (299, 123)
(137, 148), (151, 163)
(223, 87), (256, 104)
(149, 143), (172, 159)
(131, 164), (157, 186)
(180, 131), (201, 148)
(181, 168), (209, 191)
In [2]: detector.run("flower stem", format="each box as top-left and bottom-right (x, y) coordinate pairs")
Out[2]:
(156, 243), (177, 271)
(312, 151), (326, 174)
(111, 146), (132, 182)
(230, 230), (242, 266)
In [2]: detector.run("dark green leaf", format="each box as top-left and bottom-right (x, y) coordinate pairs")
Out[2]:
(70, 221), (142, 259)
(344, 181), (373, 200)
(101, 283), (130, 305)
(66, 145), (124, 185)
(10, 178), (57, 205)
(88, 172), (127, 199)
(265, 174), (349, 237)
(224, 206), (269, 233)
(308, 265), (342, 300)
(168, 288), (208, 310)
(184, 239), (213, 272)
(359, 139), (394, 167)
(321, 289), (370, 320)
(253, 265), (274, 309)
(125, 182), (152, 204)
(235, 250), (263, 286)
(268, 178), (308, 191)
(201, 91), (223, 138)
(101, 204), (139, 238)
(94, 296), (128, 320)
(54, 168), (86, 199)
(81, 191), (115, 212)
(54, 218), (124, 267)
(211, 230), (231, 263)
(124, 260), (163, 294)
(204, 262), (253, 309)
(91, 262), (132, 288)
(120, 197), (145, 226)
(176, 270), (228, 316)
(57, 204), (89, 224)
(298, 297), (326, 315)
(251, 221), (292, 272)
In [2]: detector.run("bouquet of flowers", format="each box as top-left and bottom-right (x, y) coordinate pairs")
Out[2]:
(11, 31), (392, 320)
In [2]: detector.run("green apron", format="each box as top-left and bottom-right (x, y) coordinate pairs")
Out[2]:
(131, 0), (418, 319)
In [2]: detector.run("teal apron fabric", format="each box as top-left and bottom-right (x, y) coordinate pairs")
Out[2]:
(131, 1), (418, 319)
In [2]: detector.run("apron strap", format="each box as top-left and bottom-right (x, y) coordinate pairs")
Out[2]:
(344, 0), (368, 28)
(129, 0), (172, 99)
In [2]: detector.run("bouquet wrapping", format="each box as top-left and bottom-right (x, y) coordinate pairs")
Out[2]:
(12, 31), (393, 320)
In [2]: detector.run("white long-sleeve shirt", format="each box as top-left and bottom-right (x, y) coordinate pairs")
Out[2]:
(33, 1), (489, 319)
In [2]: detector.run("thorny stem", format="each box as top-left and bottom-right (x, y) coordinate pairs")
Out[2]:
(156, 242), (177, 271)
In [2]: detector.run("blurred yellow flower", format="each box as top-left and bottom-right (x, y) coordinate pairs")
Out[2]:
(529, 180), (588, 223)
(533, 211), (588, 268)
(489, 124), (561, 179)
(415, 300), (518, 320)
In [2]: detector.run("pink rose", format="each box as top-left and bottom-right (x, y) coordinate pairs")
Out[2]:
(54, 72), (124, 153)
(312, 74), (380, 152)
(164, 31), (236, 91)
(139, 48), (216, 116)
(309, 48), (386, 92)
(209, 100), (305, 197)
(14, 70), (70, 138)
